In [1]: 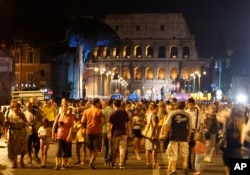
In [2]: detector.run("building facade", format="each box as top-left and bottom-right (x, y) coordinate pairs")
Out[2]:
(84, 13), (209, 100)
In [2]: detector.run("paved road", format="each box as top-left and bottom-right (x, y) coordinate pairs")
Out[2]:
(0, 138), (225, 175)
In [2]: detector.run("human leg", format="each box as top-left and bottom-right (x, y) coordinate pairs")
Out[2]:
(204, 134), (216, 162)
(81, 143), (86, 164)
(133, 137), (141, 160)
(167, 141), (178, 173)
(33, 134), (41, 162)
(74, 142), (81, 164)
(26, 134), (33, 163)
(42, 143), (50, 166)
(152, 149), (160, 169)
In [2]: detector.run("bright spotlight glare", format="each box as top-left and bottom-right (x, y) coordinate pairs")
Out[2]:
(236, 94), (247, 103)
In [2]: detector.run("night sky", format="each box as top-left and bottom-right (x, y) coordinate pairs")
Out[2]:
(0, 0), (250, 60)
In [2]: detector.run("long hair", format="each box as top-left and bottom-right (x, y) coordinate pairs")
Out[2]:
(227, 104), (245, 139)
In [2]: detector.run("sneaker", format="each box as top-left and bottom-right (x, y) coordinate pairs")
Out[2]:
(152, 163), (160, 169)
(169, 170), (177, 175)
(110, 162), (117, 168)
(119, 163), (125, 170)
(89, 162), (96, 169)
(54, 165), (60, 170)
(61, 165), (66, 170)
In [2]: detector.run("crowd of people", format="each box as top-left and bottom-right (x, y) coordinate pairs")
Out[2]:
(0, 96), (250, 175)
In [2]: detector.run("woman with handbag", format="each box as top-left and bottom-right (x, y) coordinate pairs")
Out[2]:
(132, 103), (145, 160)
(144, 103), (160, 169)
(222, 104), (245, 175)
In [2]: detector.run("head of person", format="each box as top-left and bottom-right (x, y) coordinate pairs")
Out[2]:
(229, 104), (245, 124)
(157, 100), (167, 116)
(13, 101), (21, 113)
(113, 99), (122, 109)
(42, 117), (50, 127)
(135, 103), (143, 112)
(61, 103), (69, 113)
(207, 104), (216, 115)
(187, 97), (196, 110)
(107, 99), (113, 107)
(151, 103), (159, 114)
(175, 101), (186, 110)
(25, 102), (33, 111)
(171, 98), (177, 105)
(92, 98), (102, 109)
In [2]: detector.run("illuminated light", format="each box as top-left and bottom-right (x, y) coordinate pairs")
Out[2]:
(216, 90), (223, 100)
(236, 94), (248, 103)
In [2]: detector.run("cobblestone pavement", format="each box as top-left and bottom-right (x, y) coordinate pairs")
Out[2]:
(0, 138), (225, 175)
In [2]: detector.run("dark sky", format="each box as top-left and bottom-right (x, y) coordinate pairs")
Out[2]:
(1, 0), (250, 59)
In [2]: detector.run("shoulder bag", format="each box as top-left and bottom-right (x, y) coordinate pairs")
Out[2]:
(141, 115), (158, 140)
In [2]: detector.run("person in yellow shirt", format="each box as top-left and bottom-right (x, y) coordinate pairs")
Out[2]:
(43, 100), (57, 128)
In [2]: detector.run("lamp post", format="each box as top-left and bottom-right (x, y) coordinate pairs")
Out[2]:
(106, 71), (111, 96)
(191, 73), (196, 92)
(218, 61), (222, 90)
(197, 73), (201, 92)
(100, 67), (106, 97)
(94, 66), (98, 98)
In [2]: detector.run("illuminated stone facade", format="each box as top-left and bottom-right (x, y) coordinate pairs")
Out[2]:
(88, 13), (209, 100)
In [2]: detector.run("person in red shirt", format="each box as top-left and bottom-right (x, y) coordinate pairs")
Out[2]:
(81, 98), (105, 169)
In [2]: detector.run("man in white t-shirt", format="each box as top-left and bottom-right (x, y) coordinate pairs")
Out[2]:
(186, 98), (204, 171)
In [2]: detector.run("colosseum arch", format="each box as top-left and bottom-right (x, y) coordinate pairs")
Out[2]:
(170, 67), (178, 80)
(145, 45), (153, 57)
(181, 67), (190, 79)
(123, 66), (131, 80)
(112, 47), (121, 59)
(103, 47), (110, 59)
(170, 46), (178, 58)
(123, 45), (131, 58)
(134, 45), (142, 58)
(134, 67), (142, 80)
(157, 67), (166, 80)
(158, 46), (166, 58)
(93, 46), (101, 59)
(145, 67), (154, 80)
(183, 46), (190, 58)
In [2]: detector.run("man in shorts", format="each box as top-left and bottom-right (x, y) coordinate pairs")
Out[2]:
(108, 99), (131, 169)
(82, 98), (105, 169)
(160, 101), (193, 175)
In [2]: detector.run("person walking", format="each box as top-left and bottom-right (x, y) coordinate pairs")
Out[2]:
(160, 101), (193, 175)
(24, 101), (44, 164)
(4, 101), (28, 169)
(108, 99), (131, 169)
(102, 99), (114, 166)
(73, 111), (86, 165)
(131, 103), (145, 160)
(144, 103), (161, 169)
(81, 98), (105, 169)
(52, 102), (74, 170)
(38, 117), (52, 168)
(193, 132), (206, 175)
(186, 98), (204, 171)
(222, 104), (245, 175)
(203, 104), (220, 163)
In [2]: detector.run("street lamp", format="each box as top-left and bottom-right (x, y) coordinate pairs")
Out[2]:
(197, 73), (201, 92)
(100, 67), (106, 97)
(191, 73), (196, 92)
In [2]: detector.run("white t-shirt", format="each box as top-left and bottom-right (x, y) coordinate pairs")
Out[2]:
(38, 126), (52, 144)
